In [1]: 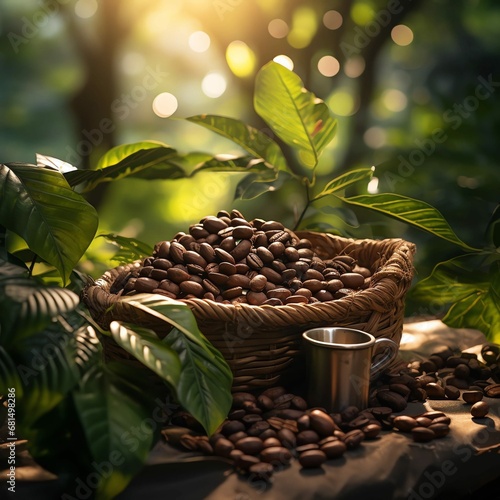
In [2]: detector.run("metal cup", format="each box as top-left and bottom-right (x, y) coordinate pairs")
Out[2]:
(302, 327), (398, 412)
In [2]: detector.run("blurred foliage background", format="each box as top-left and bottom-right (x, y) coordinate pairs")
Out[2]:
(1, 0), (498, 289)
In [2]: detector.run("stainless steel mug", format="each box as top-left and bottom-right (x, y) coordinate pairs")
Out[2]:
(302, 327), (398, 412)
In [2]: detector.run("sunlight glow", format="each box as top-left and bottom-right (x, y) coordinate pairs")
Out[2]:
(189, 31), (211, 52)
(273, 55), (294, 71)
(121, 52), (146, 75)
(226, 41), (257, 78)
(152, 93), (178, 118)
(367, 177), (379, 194)
(317, 56), (340, 77)
(391, 25), (414, 46)
(75, 0), (98, 19)
(268, 19), (289, 38)
(202, 73), (227, 98)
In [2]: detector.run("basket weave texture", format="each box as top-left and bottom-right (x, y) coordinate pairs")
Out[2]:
(83, 231), (415, 392)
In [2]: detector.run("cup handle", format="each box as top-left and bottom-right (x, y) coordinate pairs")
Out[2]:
(370, 338), (398, 379)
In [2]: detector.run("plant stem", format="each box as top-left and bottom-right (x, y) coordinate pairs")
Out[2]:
(28, 255), (37, 277)
(294, 184), (311, 231)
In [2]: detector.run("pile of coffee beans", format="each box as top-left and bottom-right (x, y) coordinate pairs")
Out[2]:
(121, 210), (372, 305)
(167, 343), (500, 479)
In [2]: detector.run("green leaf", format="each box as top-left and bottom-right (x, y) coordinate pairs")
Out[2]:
(14, 324), (80, 426)
(235, 169), (291, 200)
(132, 151), (213, 179)
(187, 115), (288, 170)
(0, 346), (24, 398)
(409, 255), (500, 341)
(0, 275), (79, 343)
(110, 322), (181, 387)
(254, 61), (337, 172)
(409, 255), (490, 306)
(313, 168), (374, 200)
(115, 294), (232, 434)
(0, 163), (99, 283)
(98, 233), (154, 263)
(340, 193), (480, 251)
(65, 142), (184, 192)
(36, 153), (77, 173)
(486, 203), (500, 248)
(73, 365), (156, 499)
(165, 328), (232, 436)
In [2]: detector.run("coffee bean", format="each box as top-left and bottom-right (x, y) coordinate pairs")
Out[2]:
(278, 409), (305, 420)
(462, 391), (483, 404)
(222, 420), (246, 436)
(343, 429), (365, 449)
(274, 393), (295, 409)
(484, 383), (500, 398)
(302, 279), (323, 293)
(248, 462), (274, 480)
(445, 385), (460, 400)
(222, 287), (243, 300)
(411, 427), (435, 443)
(412, 417), (430, 428)
(291, 396), (308, 411)
(297, 414), (310, 432)
(277, 428), (296, 448)
(180, 280), (204, 297)
(339, 272), (365, 289)
(393, 415), (418, 432)
(471, 401), (489, 418)
(232, 225), (254, 239)
(267, 288), (292, 301)
(260, 446), (292, 465)
(179, 434), (198, 451)
(309, 410), (337, 436)
(203, 216), (228, 234)
(321, 440), (347, 459)
(285, 295), (309, 304)
(425, 383), (446, 400)
(260, 266), (282, 284)
(428, 423), (450, 438)
(296, 443), (319, 454)
(214, 437), (235, 457)
(228, 431), (248, 444)
(235, 437), (264, 455)
(298, 449), (327, 468)
(362, 423), (381, 439)
(261, 386), (287, 400)
(231, 239), (252, 261)
(235, 454), (260, 471)
(134, 277), (160, 293)
(376, 390), (408, 412)
(340, 406), (360, 422)
(296, 430), (320, 446)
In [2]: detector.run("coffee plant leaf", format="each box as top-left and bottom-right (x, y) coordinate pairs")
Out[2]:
(73, 365), (156, 499)
(98, 233), (154, 263)
(235, 169), (291, 200)
(0, 163), (98, 283)
(110, 322), (181, 387)
(339, 193), (480, 251)
(187, 115), (287, 171)
(65, 142), (184, 191)
(313, 168), (374, 200)
(254, 61), (337, 175)
(164, 327), (232, 436)
(486, 203), (500, 248)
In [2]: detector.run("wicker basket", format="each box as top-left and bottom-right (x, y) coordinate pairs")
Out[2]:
(83, 231), (415, 392)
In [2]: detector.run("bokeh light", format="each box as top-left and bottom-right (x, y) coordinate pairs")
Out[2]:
(323, 10), (343, 30)
(121, 52), (146, 76)
(226, 41), (257, 78)
(344, 56), (365, 78)
(327, 90), (359, 116)
(317, 56), (340, 77)
(273, 55), (294, 71)
(363, 126), (387, 148)
(201, 72), (227, 98)
(391, 25), (414, 46)
(75, 0), (98, 19)
(350, 2), (375, 25)
(268, 19), (289, 39)
(288, 6), (317, 49)
(382, 89), (408, 112)
(188, 31), (211, 52)
(152, 93), (178, 118)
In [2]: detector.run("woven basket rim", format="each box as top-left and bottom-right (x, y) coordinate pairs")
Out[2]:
(82, 232), (415, 330)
